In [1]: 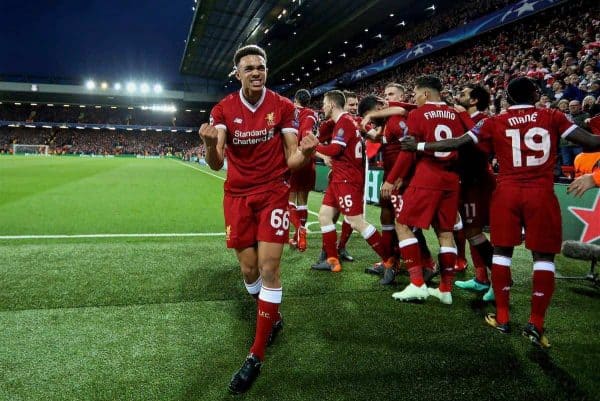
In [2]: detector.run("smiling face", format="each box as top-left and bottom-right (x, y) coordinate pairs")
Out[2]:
(236, 54), (267, 96)
(344, 96), (358, 115)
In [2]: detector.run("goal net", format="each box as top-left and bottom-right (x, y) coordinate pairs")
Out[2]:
(12, 144), (49, 156)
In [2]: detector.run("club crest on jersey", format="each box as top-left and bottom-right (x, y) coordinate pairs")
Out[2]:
(399, 121), (408, 136)
(265, 112), (275, 126)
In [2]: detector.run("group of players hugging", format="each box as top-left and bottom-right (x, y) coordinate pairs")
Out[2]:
(200, 45), (600, 394)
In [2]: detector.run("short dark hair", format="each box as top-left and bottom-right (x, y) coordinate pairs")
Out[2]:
(294, 89), (311, 107)
(325, 90), (346, 109)
(385, 83), (406, 93)
(358, 95), (380, 117)
(233, 45), (267, 67)
(342, 90), (357, 100)
(464, 84), (490, 111)
(415, 75), (442, 93)
(507, 77), (539, 105)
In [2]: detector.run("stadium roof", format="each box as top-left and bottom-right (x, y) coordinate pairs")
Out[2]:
(181, 0), (457, 84)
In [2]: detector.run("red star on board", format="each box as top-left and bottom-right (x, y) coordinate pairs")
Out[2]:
(569, 193), (600, 244)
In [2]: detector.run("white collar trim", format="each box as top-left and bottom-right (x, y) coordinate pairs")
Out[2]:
(470, 111), (481, 118)
(508, 104), (535, 110)
(239, 88), (266, 113)
(426, 101), (447, 105)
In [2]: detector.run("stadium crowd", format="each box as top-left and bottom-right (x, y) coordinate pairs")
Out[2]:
(310, 0), (514, 85)
(0, 103), (203, 127)
(304, 0), (600, 169)
(0, 127), (199, 157)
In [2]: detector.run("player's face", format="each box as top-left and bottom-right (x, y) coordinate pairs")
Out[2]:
(457, 88), (473, 108)
(384, 87), (403, 102)
(413, 86), (428, 107)
(236, 55), (267, 93)
(322, 97), (333, 119)
(345, 97), (358, 115)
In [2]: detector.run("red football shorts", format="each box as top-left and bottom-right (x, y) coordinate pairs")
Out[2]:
(223, 183), (290, 249)
(490, 184), (562, 254)
(460, 173), (496, 229)
(290, 162), (316, 192)
(397, 186), (459, 231)
(322, 181), (364, 216)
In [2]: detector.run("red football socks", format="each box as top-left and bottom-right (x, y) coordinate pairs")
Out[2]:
(399, 238), (423, 286)
(338, 220), (353, 249)
(321, 225), (338, 259)
(362, 225), (388, 260)
(438, 248), (457, 292)
(249, 287), (281, 361)
(530, 264), (555, 332)
(491, 256), (512, 324)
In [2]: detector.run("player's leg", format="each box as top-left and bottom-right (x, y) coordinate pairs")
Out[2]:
(365, 201), (396, 276)
(236, 247), (260, 299)
(312, 203), (342, 272)
(523, 252), (554, 349)
(345, 213), (395, 282)
(391, 186), (439, 301)
(295, 190), (309, 251)
(485, 246), (514, 333)
(224, 194), (260, 299)
(453, 213), (468, 272)
(337, 216), (354, 261)
(425, 188), (460, 304)
(288, 191), (300, 248)
(427, 230), (456, 304)
(228, 187), (289, 394)
(455, 226), (492, 294)
(521, 189), (562, 348)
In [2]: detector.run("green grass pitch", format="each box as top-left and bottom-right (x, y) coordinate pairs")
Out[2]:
(0, 155), (598, 401)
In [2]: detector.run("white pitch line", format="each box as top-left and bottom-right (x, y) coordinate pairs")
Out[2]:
(0, 233), (224, 240)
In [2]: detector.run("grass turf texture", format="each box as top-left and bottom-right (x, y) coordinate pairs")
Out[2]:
(0, 156), (599, 401)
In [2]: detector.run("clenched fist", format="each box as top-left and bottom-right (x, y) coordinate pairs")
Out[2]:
(299, 133), (319, 156)
(199, 123), (219, 148)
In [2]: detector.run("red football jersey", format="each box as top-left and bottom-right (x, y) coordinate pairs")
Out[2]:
(210, 88), (297, 195)
(457, 111), (492, 183)
(408, 102), (472, 190)
(329, 112), (364, 184)
(589, 115), (600, 135)
(381, 102), (416, 173)
(295, 106), (318, 141)
(470, 105), (577, 187)
(318, 119), (335, 144)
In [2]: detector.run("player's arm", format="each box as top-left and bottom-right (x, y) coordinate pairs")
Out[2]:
(199, 123), (226, 171)
(567, 169), (600, 197)
(365, 126), (383, 142)
(362, 107), (407, 130)
(565, 127), (600, 151)
(283, 132), (319, 171)
(400, 132), (474, 152)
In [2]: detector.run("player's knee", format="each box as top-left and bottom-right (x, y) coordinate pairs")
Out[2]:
(259, 260), (281, 282)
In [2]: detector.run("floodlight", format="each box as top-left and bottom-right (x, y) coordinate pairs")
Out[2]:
(140, 83), (150, 94)
(100, 82), (108, 90)
(85, 80), (96, 90)
(153, 84), (163, 93)
(126, 82), (136, 93)
(114, 82), (122, 90)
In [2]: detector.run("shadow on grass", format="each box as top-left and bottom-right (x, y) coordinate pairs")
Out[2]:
(527, 348), (592, 401)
